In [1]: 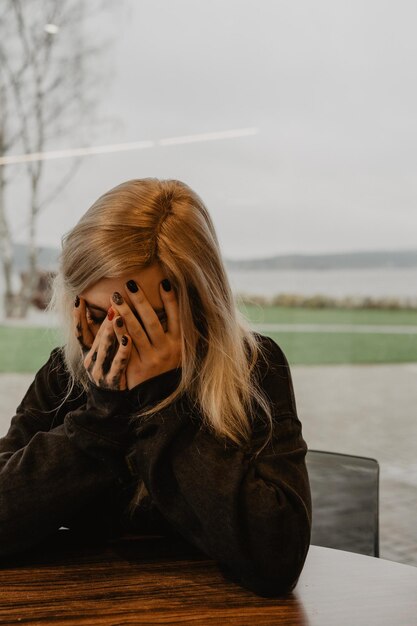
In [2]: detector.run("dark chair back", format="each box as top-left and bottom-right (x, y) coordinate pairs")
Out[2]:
(305, 449), (379, 557)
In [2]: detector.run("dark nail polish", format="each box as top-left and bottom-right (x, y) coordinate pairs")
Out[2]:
(161, 278), (171, 292)
(116, 316), (124, 328)
(126, 279), (139, 293)
(107, 307), (115, 321)
(121, 335), (128, 346)
(112, 292), (124, 305)
(74, 295), (80, 307)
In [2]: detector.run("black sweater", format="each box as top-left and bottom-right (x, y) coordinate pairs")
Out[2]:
(0, 332), (312, 597)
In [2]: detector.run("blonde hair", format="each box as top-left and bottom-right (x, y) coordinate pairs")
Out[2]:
(49, 178), (274, 518)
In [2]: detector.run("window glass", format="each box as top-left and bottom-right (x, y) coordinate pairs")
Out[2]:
(1, 0), (415, 566)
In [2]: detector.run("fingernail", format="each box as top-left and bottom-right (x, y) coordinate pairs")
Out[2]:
(115, 316), (124, 328)
(74, 295), (80, 307)
(161, 279), (171, 292)
(121, 335), (128, 346)
(112, 292), (124, 305)
(126, 279), (139, 293)
(107, 307), (115, 321)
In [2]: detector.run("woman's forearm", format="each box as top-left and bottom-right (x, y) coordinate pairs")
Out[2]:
(0, 348), (182, 557)
(128, 399), (312, 597)
(0, 422), (133, 557)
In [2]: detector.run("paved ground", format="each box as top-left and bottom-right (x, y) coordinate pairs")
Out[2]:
(293, 363), (417, 568)
(1, 363), (416, 568)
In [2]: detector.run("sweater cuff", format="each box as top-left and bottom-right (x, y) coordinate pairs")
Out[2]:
(64, 368), (182, 462)
(64, 383), (136, 459)
(125, 367), (182, 410)
(86, 381), (138, 415)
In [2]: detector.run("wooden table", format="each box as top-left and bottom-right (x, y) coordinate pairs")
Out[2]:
(1, 530), (416, 625)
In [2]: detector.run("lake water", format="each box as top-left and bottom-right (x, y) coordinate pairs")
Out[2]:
(1, 267), (417, 324)
(226, 267), (417, 302)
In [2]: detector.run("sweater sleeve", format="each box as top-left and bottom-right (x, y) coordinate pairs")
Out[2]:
(126, 336), (312, 597)
(0, 348), (180, 557)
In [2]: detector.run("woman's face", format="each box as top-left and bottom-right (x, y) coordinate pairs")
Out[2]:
(79, 262), (169, 330)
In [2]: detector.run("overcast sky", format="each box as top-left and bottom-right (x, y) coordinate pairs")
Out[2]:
(6, 0), (417, 259)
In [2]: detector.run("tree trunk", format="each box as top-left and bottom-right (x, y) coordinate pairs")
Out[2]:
(0, 162), (15, 318)
(0, 85), (16, 319)
(17, 170), (40, 318)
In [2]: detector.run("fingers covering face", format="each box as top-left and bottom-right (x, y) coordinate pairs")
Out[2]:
(75, 275), (181, 389)
(110, 278), (180, 351)
(82, 313), (131, 390)
(159, 279), (181, 338)
(106, 332), (131, 389)
(73, 296), (95, 353)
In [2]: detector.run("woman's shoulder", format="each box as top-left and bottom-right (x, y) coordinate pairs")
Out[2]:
(22, 346), (85, 414)
(40, 346), (70, 388)
(251, 331), (292, 371)
(250, 332), (298, 418)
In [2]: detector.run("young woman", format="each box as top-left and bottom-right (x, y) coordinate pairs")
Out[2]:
(0, 178), (312, 597)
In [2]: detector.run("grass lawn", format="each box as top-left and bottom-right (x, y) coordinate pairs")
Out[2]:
(0, 327), (61, 373)
(0, 305), (416, 372)
(237, 304), (417, 365)
(265, 331), (416, 365)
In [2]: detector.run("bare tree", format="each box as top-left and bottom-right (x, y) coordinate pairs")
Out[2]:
(0, 4), (24, 316)
(0, 87), (13, 316)
(0, 0), (112, 318)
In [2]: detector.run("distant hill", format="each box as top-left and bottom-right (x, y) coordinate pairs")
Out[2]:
(13, 243), (60, 272)
(224, 249), (417, 270)
(8, 245), (417, 272)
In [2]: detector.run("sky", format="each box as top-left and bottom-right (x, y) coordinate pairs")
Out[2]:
(5, 0), (417, 259)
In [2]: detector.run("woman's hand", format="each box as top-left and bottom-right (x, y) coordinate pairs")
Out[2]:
(84, 315), (132, 391)
(109, 278), (183, 390)
(73, 295), (97, 355)
(74, 296), (132, 390)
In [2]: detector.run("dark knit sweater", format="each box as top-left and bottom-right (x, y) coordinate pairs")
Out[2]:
(0, 332), (311, 597)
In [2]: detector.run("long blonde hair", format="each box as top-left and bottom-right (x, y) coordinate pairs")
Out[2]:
(49, 178), (274, 517)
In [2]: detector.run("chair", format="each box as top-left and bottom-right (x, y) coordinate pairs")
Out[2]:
(305, 449), (380, 557)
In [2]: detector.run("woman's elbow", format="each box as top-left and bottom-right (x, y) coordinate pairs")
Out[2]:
(225, 512), (311, 597)
(237, 545), (310, 597)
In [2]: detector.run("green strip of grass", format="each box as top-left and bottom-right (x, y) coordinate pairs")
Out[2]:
(236, 304), (417, 363)
(0, 327), (61, 373)
(266, 331), (417, 365)
(1, 303), (416, 373)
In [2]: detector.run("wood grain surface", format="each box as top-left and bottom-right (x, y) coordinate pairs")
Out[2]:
(0, 530), (416, 625)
